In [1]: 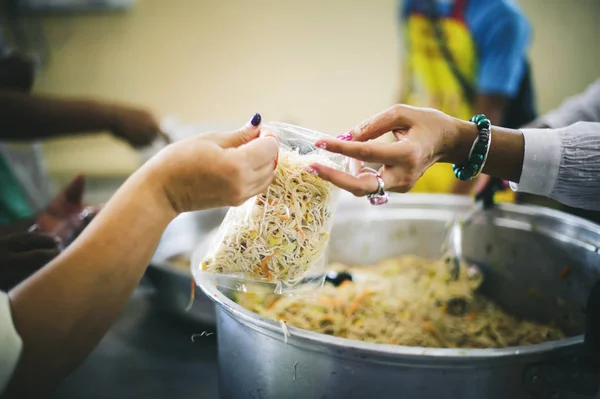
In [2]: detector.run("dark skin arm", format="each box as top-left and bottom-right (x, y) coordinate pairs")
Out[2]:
(452, 94), (508, 194)
(0, 90), (159, 147)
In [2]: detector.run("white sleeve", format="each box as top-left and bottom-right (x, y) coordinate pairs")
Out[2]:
(535, 78), (600, 128)
(0, 291), (22, 395)
(511, 122), (600, 211)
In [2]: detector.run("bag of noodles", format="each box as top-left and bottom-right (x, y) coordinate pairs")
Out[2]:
(193, 122), (349, 295)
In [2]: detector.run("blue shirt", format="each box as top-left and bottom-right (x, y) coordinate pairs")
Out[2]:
(400, 0), (532, 98)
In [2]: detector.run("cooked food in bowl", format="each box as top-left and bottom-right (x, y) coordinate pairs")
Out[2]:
(236, 255), (566, 348)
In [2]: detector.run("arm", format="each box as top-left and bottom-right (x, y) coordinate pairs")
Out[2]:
(2, 117), (279, 397)
(0, 90), (159, 147)
(6, 165), (176, 397)
(311, 105), (600, 212)
(530, 78), (600, 128)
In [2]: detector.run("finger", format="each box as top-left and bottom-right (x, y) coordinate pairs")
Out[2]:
(247, 170), (276, 198)
(11, 248), (60, 268)
(308, 163), (380, 197)
(1, 231), (60, 251)
(314, 139), (401, 164)
(212, 113), (263, 148)
(236, 135), (280, 170)
(63, 174), (86, 205)
(348, 158), (364, 176)
(378, 165), (411, 194)
(350, 104), (412, 142)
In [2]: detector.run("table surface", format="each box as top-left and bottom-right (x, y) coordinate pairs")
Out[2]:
(50, 277), (220, 399)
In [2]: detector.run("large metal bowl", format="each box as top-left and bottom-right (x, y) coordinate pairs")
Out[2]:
(200, 193), (600, 399)
(146, 208), (226, 325)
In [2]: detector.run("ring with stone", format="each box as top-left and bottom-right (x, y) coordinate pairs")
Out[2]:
(367, 173), (389, 206)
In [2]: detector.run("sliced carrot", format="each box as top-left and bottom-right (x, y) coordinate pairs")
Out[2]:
(339, 280), (354, 287)
(279, 215), (291, 221)
(295, 226), (305, 240)
(465, 312), (478, 321)
(423, 320), (436, 334)
(267, 297), (281, 310)
(347, 291), (372, 316)
(185, 277), (196, 311)
(317, 297), (338, 307)
(560, 265), (572, 280)
(260, 252), (276, 279)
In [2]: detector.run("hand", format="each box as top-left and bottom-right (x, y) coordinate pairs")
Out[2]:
(110, 106), (160, 148)
(147, 114), (280, 213)
(0, 231), (60, 289)
(310, 104), (465, 196)
(36, 174), (86, 233)
(36, 175), (100, 246)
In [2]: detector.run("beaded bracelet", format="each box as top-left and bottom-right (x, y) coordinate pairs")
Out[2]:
(452, 114), (491, 181)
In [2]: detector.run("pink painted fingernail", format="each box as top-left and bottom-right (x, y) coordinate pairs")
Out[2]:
(307, 167), (319, 176)
(336, 131), (353, 141)
(315, 141), (327, 149)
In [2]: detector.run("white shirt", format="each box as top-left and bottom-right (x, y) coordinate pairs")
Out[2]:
(512, 78), (600, 211)
(0, 292), (22, 395)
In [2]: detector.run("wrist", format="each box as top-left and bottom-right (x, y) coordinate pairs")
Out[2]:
(133, 159), (179, 224)
(440, 118), (479, 164)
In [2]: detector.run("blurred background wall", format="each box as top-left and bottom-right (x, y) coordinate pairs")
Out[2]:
(3, 0), (600, 180)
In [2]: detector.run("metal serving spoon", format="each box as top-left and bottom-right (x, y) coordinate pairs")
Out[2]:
(442, 177), (508, 280)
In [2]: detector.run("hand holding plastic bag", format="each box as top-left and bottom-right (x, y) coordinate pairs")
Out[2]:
(194, 122), (348, 295)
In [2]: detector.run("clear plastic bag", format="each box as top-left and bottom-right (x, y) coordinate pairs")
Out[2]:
(193, 122), (348, 295)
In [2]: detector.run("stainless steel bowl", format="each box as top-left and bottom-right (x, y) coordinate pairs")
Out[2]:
(200, 193), (600, 398)
(146, 208), (226, 325)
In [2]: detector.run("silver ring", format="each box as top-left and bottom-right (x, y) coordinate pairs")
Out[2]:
(366, 173), (389, 206)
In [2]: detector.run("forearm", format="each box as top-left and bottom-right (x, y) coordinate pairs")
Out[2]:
(446, 119), (600, 212)
(536, 78), (600, 128)
(0, 90), (118, 141)
(5, 163), (176, 396)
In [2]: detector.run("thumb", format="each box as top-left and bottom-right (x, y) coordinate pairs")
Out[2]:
(213, 113), (262, 149)
(351, 104), (413, 142)
(63, 174), (85, 205)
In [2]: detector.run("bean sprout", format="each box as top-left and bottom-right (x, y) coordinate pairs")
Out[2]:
(201, 149), (339, 289)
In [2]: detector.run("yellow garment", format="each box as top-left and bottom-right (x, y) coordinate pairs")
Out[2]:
(403, 13), (514, 203)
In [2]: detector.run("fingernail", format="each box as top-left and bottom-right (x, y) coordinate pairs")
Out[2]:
(307, 167), (319, 176)
(315, 141), (327, 149)
(336, 131), (353, 141)
(250, 113), (261, 127)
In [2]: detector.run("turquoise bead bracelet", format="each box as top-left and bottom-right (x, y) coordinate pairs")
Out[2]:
(452, 114), (491, 181)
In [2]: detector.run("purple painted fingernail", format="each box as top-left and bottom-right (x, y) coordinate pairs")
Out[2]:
(307, 167), (319, 176)
(336, 132), (353, 141)
(315, 141), (327, 149)
(250, 113), (261, 127)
